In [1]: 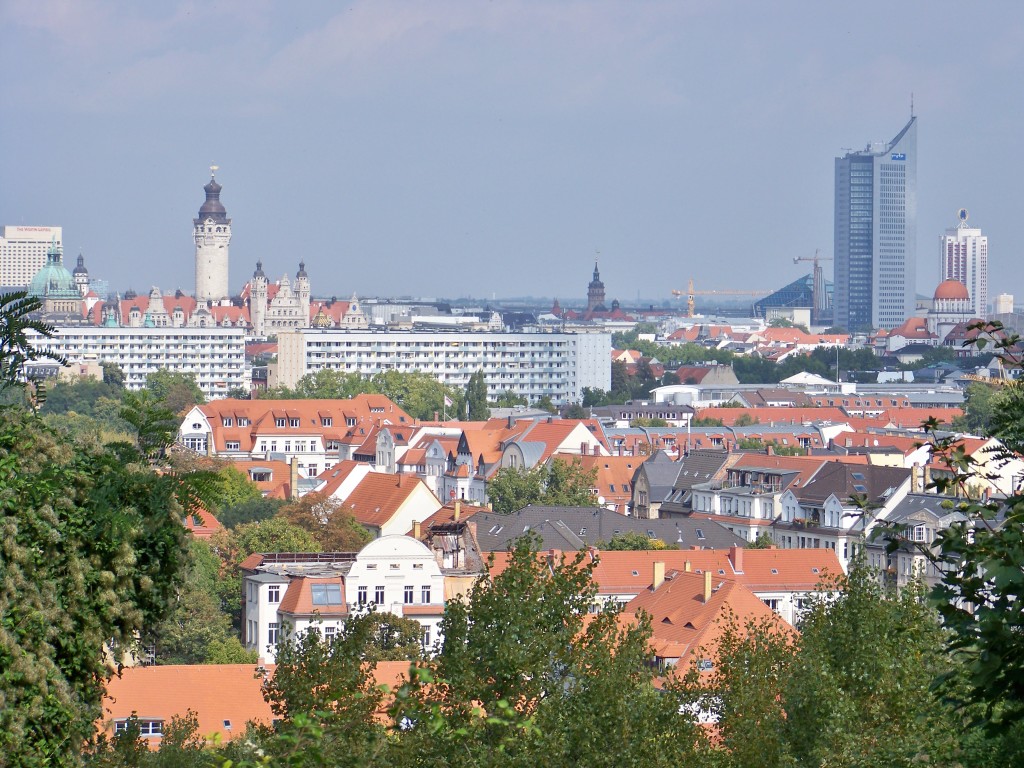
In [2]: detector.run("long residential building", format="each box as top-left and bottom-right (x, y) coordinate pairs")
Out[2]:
(274, 329), (611, 405)
(27, 326), (247, 400)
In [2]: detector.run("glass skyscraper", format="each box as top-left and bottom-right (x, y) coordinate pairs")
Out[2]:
(833, 116), (917, 331)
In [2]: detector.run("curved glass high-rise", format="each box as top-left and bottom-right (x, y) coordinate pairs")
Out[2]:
(834, 116), (917, 331)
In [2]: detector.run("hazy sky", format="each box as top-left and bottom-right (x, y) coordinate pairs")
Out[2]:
(2, 1), (1022, 305)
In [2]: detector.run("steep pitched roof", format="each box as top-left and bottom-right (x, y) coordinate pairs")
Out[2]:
(795, 461), (910, 506)
(277, 576), (348, 616)
(621, 571), (793, 668)
(343, 472), (439, 529)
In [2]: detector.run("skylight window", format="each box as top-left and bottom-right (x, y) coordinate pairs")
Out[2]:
(770, 568), (779, 575)
(695, 528), (705, 540)
(311, 583), (342, 605)
(631, 570), (639, 577)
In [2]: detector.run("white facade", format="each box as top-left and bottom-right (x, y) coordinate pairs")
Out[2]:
(940, 213), (988, 317)
(994, 293), (1014, 314)
(28, 326), (247, 400)
(194, 173), (231, 303)
(244, 536), (447, 663)
(1, 225), (62, 288)
(275, 329), (611, 405)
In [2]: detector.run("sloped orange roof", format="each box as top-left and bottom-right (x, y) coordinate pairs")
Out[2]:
(621, 571), (795, 668)
(571, 453), (639, 512)
(489, 547), (842, 596)
(278, 576), (348, 616)
(316, 459), (367, 497)
(100, 661), (415, 746)
(344, 472), (438, 529)
(99, 665), (274, 744)
(184, 508), (223, 539)
(694, 407), (847, 426)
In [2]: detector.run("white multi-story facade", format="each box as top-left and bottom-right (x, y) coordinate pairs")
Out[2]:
(27, 326), (247, 400)
(194, 169), (231, 304)
(1, 225), (62, 288)
(939, 209), (988, 317)
(274, 329), (611, 405)
(242, 536), (448, 663)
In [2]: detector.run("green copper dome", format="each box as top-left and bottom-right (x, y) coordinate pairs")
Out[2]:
(28, 240), (79, 300)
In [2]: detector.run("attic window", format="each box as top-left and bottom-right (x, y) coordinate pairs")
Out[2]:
(579, 527), (587, 536)
(223, 720), (232, 730)
(695, 529), (705, 540)
(322, 417), (333, 427)
(811, 567), (820, 574)
(310, 584), (342, 605)
(289, 418), (300, 427)
(647, 530), (655, 538)
(853, 484), (867, 493)
(851, 472), (866, 481)
(631, 570), (639, 576)
(771, 568), (779, 575)
(718, 569), (725, 575)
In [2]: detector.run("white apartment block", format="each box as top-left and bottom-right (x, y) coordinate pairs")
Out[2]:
(275, 329), (611, 405)
(940, 212), (988, 317)
(1, 225), (62, 288)
(27, 326), (247, 401)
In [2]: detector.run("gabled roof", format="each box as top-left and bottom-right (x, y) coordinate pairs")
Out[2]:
(621, 571), (793, 667)
(693, 407), (848, 427)
(343, 472), (439, 529)
(795, 461), (910, 506)
(634, 451), (682, 499)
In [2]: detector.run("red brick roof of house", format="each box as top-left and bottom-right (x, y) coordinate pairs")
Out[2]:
(277, 576), (348, 617)
(694, 406), (848, 426)
(621, 570), (795, 670)
(571, 453), (641, 514)
(343, 472), (439, 530)
(99, 662), (414, 746)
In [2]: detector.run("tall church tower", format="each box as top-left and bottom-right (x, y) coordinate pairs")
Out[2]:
(194, 167), (231, 303)
(586, 261), (606, 313)
(296, 261), (311, 326)
(250, 260), (268, 337)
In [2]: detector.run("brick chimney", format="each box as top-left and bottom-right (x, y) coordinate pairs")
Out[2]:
(703, 570), (713, 604)
(289, 456), (299, 500)
(728, 544), (744, 573)
(652, 561), (666, 591)
(413, 520), (421, 539)
(453, 499), (461, 522)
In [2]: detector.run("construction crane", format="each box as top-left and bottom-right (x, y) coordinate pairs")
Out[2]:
(793, 249), (833, 323)
(671, 278), (771, 318)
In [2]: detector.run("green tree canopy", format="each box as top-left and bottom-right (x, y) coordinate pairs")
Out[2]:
(465, 369), (490, 420)
(144, 369), (205, 414)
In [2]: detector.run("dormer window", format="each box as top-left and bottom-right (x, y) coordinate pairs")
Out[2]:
(222, 417), (233, 427)
(322, 417), (332, 427)
(275, 418), (286, 428)
(289, 418), (300, 428)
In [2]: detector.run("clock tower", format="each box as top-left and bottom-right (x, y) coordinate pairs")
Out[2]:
(194, 167), (231, 303)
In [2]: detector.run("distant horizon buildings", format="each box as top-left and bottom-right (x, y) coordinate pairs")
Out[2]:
(833, 115), (917, 332)
(939, 208), (988, 317)
(0, 225), (63, 289)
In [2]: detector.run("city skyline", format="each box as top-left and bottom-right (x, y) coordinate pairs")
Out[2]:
(2, 1), (1022, 304)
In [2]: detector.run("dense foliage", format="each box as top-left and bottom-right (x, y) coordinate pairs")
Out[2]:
(487, 457), (599, 514)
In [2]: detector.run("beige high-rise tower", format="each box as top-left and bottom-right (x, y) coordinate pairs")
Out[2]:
(194, 167), (231, 303)
(939, 208), (988, 317)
